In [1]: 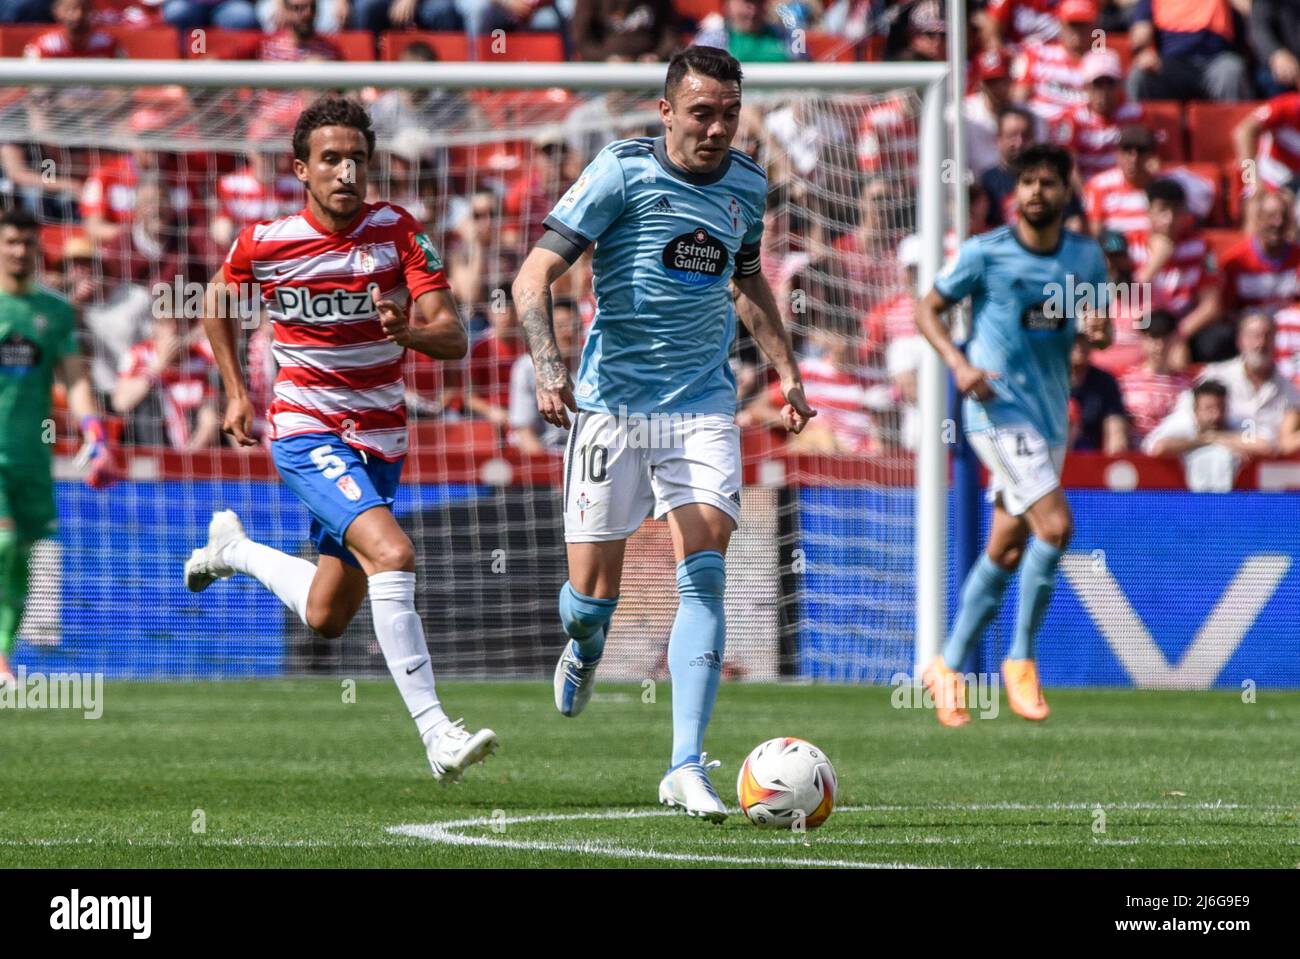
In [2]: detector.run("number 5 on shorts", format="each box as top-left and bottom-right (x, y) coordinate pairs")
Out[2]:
(311, 444), (346, 480)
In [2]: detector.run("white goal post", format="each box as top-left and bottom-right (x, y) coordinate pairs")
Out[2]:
(0, 56), (951, 677)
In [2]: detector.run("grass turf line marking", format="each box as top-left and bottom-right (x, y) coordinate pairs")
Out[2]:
(389, 808), (928, 869)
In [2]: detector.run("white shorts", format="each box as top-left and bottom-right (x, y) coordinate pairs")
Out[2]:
(966, 426), (1066, 517)
(562, 410), (742, 542)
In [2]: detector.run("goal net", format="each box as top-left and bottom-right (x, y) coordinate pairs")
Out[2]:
(2, 60), (943, 683)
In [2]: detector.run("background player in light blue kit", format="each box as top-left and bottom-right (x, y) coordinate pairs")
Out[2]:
(513, 46), (816, 822)
(915, 143), (1112, 727)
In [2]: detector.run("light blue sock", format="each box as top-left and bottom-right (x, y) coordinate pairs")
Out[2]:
(668, 551), (727, 769)
(558, 581), (618, 661)
(942, 553), (1012, 670)
(1009, 539), (1063, 661)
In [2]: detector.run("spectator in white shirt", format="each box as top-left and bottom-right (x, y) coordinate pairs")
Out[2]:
(1143, 380), (1243, 491)
(1146, 311), (1300, 460)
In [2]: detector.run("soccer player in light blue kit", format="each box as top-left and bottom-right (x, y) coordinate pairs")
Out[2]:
(915, 143), (1112, 727)
(513, 46), (815, 822)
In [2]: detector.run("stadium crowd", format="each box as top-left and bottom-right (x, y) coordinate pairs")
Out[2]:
(4, 0), (1300, 487)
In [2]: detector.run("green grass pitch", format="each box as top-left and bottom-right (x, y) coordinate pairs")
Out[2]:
(1, 680), (1296, 868)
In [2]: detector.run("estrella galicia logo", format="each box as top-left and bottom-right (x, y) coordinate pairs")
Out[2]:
(0, 332), (41, 375)
(690, 650), (723, 670)
(1020, 300), (1064, 332)
(662, 227), (727, 286)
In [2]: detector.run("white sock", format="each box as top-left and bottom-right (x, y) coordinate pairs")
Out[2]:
(224, 538), (315, 627)
(368, 570), (451, 741)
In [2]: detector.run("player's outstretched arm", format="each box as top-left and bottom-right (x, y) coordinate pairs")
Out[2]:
(376, 289), (468, 361)
(202, 270), (256, 447)
(732, 272), (815, 434)
(915, 288), (1000, 400)
(513, 247), (577, 429)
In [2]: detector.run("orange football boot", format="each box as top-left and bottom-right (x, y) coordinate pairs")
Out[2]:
(921, 655), (971, 727)
(1002, 658), (1050, 720)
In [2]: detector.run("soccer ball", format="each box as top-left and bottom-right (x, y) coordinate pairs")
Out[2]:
(736, 737), (837, 829)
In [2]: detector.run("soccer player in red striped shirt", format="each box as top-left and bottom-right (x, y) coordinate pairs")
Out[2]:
(187, 97), (497, 783)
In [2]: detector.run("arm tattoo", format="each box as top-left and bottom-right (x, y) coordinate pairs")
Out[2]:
(518, 286), (568, 391)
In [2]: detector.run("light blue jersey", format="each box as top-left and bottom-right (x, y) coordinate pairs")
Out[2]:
(542, 136), (767, 417)
(935, 225), (1108, 447)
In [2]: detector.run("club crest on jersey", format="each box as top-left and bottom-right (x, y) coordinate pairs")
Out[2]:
(336, 474), (362, 501)
(576, 490), (592, 524)
(274, 286), (375, 321)
(662, 227), (727, 285)
(357, 247), (377, 274)
(728, 197), (742, 231)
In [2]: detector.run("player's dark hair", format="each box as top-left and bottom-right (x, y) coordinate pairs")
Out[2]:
(401, 41), (438, 62)
(0, 205), (38, 232)
(996, 104), (1036, 136)
(1193, 379), (1227, 402)
(1010, 143), (1072, 185)
(1142, 309), (1179, 339)
(293, 95), (376, 163)
(664, 46), (743, 102)
(1146, 177), (1186, 209)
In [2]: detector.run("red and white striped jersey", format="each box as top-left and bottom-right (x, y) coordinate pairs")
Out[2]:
(1045, 101), (1146, 180)
(1132, 234), (1217, 319)
(1273, 303), (1300, 386)
(23, 28), (121, 59)
(1218, 236), (1300, 313)
(857, 93), (918, 178)
(772, 356), (876, 454)
(1119, 366), (1193, 440)
(864, 291), (917, 348)
(223, 201), (451, 460)
(986, 0), (1061, 47)
(1251, 93), (1300, 191)
(1084, 167), (1150, 249)
(1013, 40), (1088, 118)
(118, 339), (216, 449)
(216, 166), (303, 227)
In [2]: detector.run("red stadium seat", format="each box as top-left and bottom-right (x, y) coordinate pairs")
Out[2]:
(1106, 34), (1132, 72)
(475, 32), (565, 62)
(38, 224), (85, 267)
(332, 31), (378, 61)
(188, 29), (262, 59)
(190, 29), (374, 60)
(1185, 101), (1262, 165)
(860, 34), (886, 62)
(107, 25), (179, 59)
(0, 25), (54, 57)
(805, 31), (856, 63)
(673, 0), (723, 23)
(380, 30), (470, 61)
(1141, 100), (1184, 163)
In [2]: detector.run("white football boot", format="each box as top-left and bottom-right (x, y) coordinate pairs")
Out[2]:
(184, 510), (247, 593)
(658, 754), (728, 823)
(553, 635), (602, 717)
(425, 720), (499, 784)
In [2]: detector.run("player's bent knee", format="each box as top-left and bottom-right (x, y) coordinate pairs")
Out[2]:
(993, 543), (1024, 569)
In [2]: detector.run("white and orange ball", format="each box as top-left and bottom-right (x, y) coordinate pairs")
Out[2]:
(736, 737), (837, 829)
